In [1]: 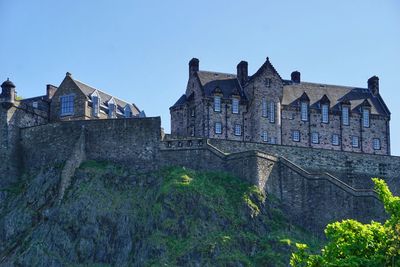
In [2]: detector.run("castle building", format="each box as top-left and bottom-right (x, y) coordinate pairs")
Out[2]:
(170, 58), (391, 155)
(0, 73), (144, 179)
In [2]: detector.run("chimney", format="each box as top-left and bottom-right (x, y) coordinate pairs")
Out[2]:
(237, 61), (248, 86)
(291, 71), (301, 83)
(46, 84), (58, 100)
(189, 58), (199, 77)
(368, 76), (379, 96)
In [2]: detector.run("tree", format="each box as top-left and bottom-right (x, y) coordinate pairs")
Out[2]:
(290, 178), (400, 267)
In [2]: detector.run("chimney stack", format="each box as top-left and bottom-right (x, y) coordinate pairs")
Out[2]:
(291, 71), (301, 83)
(237, 61), (248, 86)
(368, 76), (379, 96)
(189, 58), (199, 77)
(46, 84), (58, 100)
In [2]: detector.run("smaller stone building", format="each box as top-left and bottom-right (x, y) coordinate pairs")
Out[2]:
(0, 73), (144, 182)
(170, 57), (391, 155)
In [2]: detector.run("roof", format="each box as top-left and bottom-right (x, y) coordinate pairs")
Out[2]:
(282, 81), (390, 116)
(1, 78), (16, 88)
(196, 71), (246, 99)
(71, 78), (141, 115)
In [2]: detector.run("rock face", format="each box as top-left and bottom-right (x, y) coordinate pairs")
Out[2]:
(0, 161), (320, 266)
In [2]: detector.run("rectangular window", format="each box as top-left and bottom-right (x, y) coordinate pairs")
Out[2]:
(311, 132), (319, 144)
(214, 96), (221, 112)
(292, 130), (300, 142)
(342, 106), (349, 125)
(262, 98), (267, 117)
(60, 95), (74, 115)
(269, 101), (275, 123)
(332, 134), (340, 146)
(191, 126), (195, 137)
(270, 137), (276, 144)
(93, 97), (99, 117)
(322, 104), (329, 123)
(215, 122), (222, 134)
(108, 104), (116, 118)
(262, 131), (268, 142)
(373, 138), (381, 150)
(352, 136), (359, 148)
(124, 107), (131, 118)
(232, 98), (239, 114)
(301, 102), (308, 121)
(363, 109), (370, 127)
(234, 124), (241, 136)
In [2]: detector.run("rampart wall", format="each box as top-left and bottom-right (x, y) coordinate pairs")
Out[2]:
(20, 117), (161, 172)
(208, 139), (400, 195)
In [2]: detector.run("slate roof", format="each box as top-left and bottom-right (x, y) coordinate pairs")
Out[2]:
(196, 71), (246, 99)
(71, 78), (141, 116)
(282, 81), (390, 116)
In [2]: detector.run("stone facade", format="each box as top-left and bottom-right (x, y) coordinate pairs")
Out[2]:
(171, 58), (391, 155)
(0, 74), (144, 180)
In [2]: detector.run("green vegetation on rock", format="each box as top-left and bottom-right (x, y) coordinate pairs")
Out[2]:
(0, 161), (321, 266)
(290, 178), (400, 267)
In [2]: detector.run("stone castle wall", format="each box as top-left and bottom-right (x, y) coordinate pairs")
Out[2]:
(20, 117), (161, 173)
(208, 139), (400, 195)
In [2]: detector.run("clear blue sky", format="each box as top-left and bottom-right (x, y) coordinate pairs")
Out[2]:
(1, 1), (399, 154)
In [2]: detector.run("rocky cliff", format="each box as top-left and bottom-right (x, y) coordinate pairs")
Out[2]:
(0, 161), (321, 266)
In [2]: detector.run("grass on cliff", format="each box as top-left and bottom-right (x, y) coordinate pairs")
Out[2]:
(24, 161), (322, 266)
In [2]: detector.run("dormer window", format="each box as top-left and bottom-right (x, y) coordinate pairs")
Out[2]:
(91, 91), (101, 117)
(124, 105), (132, 118)
(232, 98), (239, 114)
(322, 104), (329, 123)
(108, 98), (116, 118)
(363, 108), (370, 128)
(301, 102), (308, 121)
(214, 96), (221, 112)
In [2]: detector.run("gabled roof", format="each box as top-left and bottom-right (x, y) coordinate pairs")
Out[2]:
(248, 57), (283, 82)
(282, 81), (390, 116)
(71, 78), (141, 116)
(196, 71), (246, 99)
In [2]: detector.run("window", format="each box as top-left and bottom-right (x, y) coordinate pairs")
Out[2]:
(92, 96), (100, 117)
(363, 109), (370, 127)
(124, 106), (132, 118)
(373, 138), (381, 150)
(269, 101), (275, 123)
(190, 126), (195, 137)
(292, 130), (300, 142)
(32, 101), (38, 108)
(301, 102), (308, 121)
(262, 131), (268, 142)
(265, 78), (271, 87)
(234, 124), (241, 136)
(322, 104), (329, 123)
(190, 108), (195, 117)
(352, 136), (359, 148)
(270, 137), (276, 144)
(342, 106), (349, 125)
(214, 96), (221, 112)
(215, 122), (222, 134)
(332, 134), (340, 146)
(108, 104), (116, 118)
(262, 98), (267, 117)
(60, 95), (74, 115)
(232, 98), (239, 114)
(311, 132), (319, 144)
